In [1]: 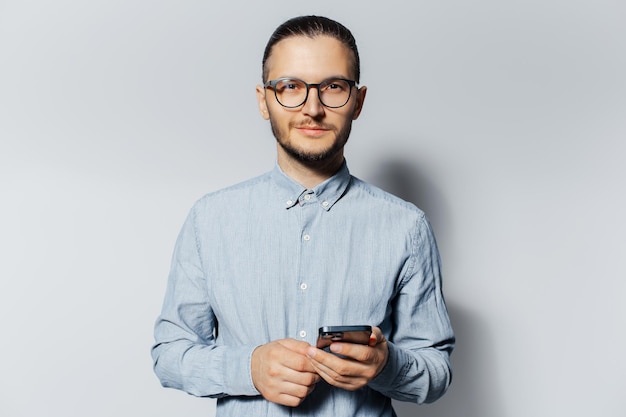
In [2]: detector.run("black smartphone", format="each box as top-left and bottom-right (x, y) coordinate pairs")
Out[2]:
(316, 325), (372, 349)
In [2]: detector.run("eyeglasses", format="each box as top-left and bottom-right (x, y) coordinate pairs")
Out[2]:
(264, 77), (357, 109)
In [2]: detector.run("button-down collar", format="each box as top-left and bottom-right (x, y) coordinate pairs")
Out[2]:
(271, 160), (352, 211)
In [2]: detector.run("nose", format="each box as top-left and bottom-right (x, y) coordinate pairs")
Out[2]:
(301, 86), (325, 118)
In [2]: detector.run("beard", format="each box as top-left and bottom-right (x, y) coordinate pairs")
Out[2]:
(269, 116), (353, 164)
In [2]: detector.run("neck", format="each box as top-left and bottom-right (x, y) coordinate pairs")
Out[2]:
(277, 148), (344, 189)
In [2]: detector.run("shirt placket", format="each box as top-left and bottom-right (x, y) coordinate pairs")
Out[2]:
(295, 190), (317, 344)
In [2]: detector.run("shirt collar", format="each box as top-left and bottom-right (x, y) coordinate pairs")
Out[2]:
(271, 160), (351, 211)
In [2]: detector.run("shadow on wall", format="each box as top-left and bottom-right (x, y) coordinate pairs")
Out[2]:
(364, 158), (447, 230)
(366, 157), (505, 417)
(394, 304), (505, 417)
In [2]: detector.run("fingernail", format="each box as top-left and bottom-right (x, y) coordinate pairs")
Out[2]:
(330, 343), (342, 353)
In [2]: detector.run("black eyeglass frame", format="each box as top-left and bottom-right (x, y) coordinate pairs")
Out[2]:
(263, 77), (358, 109)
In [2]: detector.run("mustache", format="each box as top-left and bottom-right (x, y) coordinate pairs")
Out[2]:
(291, 119), (335, 130)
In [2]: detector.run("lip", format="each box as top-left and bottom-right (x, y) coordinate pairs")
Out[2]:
(296, 126), (329, 137)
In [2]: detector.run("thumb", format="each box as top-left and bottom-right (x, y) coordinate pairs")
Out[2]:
(369, 327), (386, 347)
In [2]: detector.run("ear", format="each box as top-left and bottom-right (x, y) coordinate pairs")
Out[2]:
(256, 85), (270, 120)
(351, 86), (367, 120)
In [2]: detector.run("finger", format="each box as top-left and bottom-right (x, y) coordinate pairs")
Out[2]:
(329, 342), (377, 363)
(277, 338), (313, 355)
(279, 378), (318, 398)
(369, 326), (386, 347)
(309, 356), (366, 390)
(274, 340), (318, 373)
(275, 363), (321, 386)
(275, 382), (317, 408)
(308, 343), (384, 387)
(307, 347), (367, 378)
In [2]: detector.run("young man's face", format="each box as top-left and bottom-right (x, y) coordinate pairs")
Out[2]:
(256, 35), (366, 165)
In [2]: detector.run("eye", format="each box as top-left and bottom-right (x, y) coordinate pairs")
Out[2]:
(276, 79), (304, 92)
(322, 80), (349, 93)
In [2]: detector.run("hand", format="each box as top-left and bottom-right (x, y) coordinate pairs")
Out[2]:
(251, 338), (321, 407)
(306, 326), (389, 391)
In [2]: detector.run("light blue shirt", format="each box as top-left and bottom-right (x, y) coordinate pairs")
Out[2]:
(152, 161), (454, 416)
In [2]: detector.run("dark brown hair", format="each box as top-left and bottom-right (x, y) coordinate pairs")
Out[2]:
(262, 15), (361, 83)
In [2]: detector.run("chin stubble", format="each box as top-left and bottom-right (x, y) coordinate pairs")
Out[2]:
(269, 117), (353, 163)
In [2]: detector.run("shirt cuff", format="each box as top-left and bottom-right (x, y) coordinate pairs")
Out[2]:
(368, 342), (406, 392)
(222, 344), (261, 396)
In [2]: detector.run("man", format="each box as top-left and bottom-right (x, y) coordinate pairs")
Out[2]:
(152, 15), (454, 416)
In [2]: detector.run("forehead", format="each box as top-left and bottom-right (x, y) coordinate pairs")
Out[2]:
(265, 35), (354, 81)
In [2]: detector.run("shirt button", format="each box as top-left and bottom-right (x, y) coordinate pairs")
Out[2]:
(286, 200), (293, 206)
(304, 194), (311, 201)
(299, 330), (307, 338)
(300, 283), (308, 290)
(303, 234), (310, 241)
(322, 201), (329, 207)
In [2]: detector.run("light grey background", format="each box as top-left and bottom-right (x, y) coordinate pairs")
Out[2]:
(1, 1), (625, 416)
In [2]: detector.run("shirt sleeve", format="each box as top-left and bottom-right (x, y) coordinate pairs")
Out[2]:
(368, 214), (455, 404)
(151, 206), (260, 398)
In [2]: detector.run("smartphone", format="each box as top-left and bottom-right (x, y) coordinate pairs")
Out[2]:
(316, 325), (372, 349)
